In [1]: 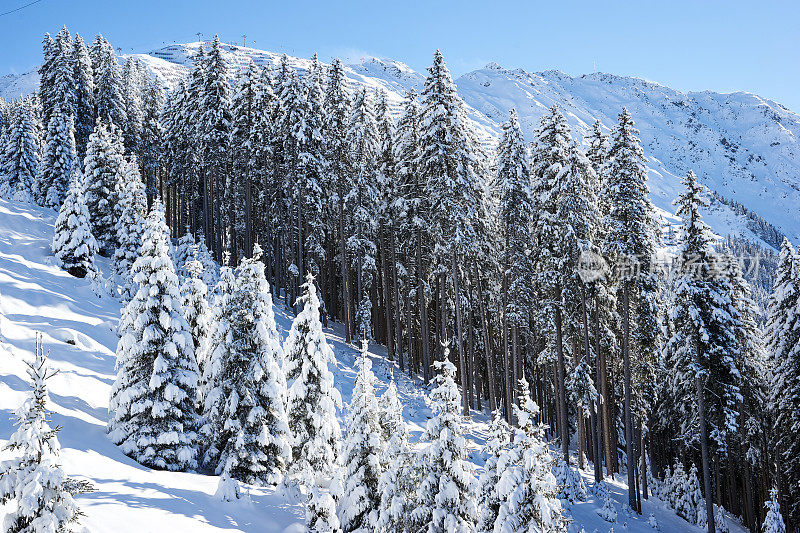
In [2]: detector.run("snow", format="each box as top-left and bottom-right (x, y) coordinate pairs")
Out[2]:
(0, 197), (751, 532)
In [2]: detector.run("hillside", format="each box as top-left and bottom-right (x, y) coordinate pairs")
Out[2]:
(0, 197), (747, 532)
(2, 40), (799, 246)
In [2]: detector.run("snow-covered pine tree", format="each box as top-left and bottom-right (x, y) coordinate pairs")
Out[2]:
(665, 171), (741, 530)
(52, 169), (98, 278)
(113, 158), (146, 298)
(345, 87), (379, 340)
(285, 273), (343, 476)
(38, 32), (57, 127)
(108, 201), (199, 471)
(762, 488), (786, 533)
(121, 56), (145, 154)
(307, 480), (343, 533)
(686, 464), (705, 527)
(213, 246), (291, 484)
(140, 75), (164, 205)
(52, 26), (76, 121)
(199, 265), (237, 469)
(602, 108), (661, 506)
(83, 118), (125, 252)
(180, 257), (211, 374)
(497, 108), (534, 417)
(0, 339), (84, 532)
(765, 238), (800, 525)
(198, 35), (232, 259)
(2, 97), (41, 199)
(39, 107), (77, 208)
(71, 33), (95, 161)
(338, 340), (384, 533)
(412, 351), (477, 533)
(93, 35), (127, 129)
(495, 379), (567, 533)
(377, 380), (416, 533)
(476, 410), (510, 533)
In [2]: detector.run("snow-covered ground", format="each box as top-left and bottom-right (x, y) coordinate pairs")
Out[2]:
(0, 197), (748, 532)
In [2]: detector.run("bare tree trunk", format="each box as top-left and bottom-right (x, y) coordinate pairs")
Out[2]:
(338, 198), (352, 344)
(573, 336), (586, 470)
(555, 304), (569, 464)
(502, 274), (512, 423)
(641, 426), (649, 500)
(390, 224), (403, 371)
(698, 374), (716, 533)
(474, 262), (497, 414)
(623, 282), (637, 512)
(417, 230), (430, 383)
(380, 222), (394, 361)
(596, 299), (615, 477)
(451, 249), (469, 415)
(585, 290), (602, 482)
(244, 166), (252, 258)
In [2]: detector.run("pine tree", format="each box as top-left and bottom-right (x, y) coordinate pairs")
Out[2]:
(412, 352), (477, 533)
(476, 411), (509, 533)
(307, 481), (343, 533)
(345, 87), (379, 340)
(0, 339), (85, 533)
(377, 381), (416, 533)
(83, 119), (125, 251)
(2, 97), (41, 199)
(495, 379), (567, 533)
(180, 256), (211, 374)
(602, 108), (660, 509)
(121, 56), (146, 154)
(52, 170), (98, 278)
(765, 239), (800, 525)
(93, 35), (127, 129)
(213, 246), (290, 484)
(338, 341), (384, 533)
(71, 34), (95, 161)
(39, 107), (77, 208)
(52, 26), (76, 121)
(113, 158), (146, 298)
(199, 265), (237, 468)
(762, 488), (786, 533)
(38, 32), (57, 127)
(108, 201), (199, 471)
(285, 273), (343, 476)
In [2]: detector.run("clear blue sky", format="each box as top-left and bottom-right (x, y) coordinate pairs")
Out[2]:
(2, 0), (799, 112)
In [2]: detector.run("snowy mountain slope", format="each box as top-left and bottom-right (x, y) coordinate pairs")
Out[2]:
(0, 198), (750, 532)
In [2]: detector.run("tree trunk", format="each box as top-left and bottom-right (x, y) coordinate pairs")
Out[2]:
(555, 304), (569, 464)
(390, 224), (404, 371)
(697, 374), (716, 533)
(596, 298), (615, 477)
(451, 249), (469, 415)
(338, 198), (352, 344)
(474, 262), (497, 414)
(584, 289), (602, 482)
(623, 282), (637, 512)
(416, 230), (430, 383)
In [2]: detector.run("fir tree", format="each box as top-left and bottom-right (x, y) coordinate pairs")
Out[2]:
(113, 158), (146, 298)
(762, 488), (786, 533)
(2, 97), (41, 199)
(52, 170), (98, 278)
(377, 381), (416, 533)
(214, 247), (291, 484)
(0, 339), (85, 533)
(199, 265), (237, 468)
(412, 352), (477, 533)
(180, 256), (211, 374)
(83, 119), (125, 251)
(93, 35), (127, 129)
(765, 238), (800, 524)
(108, 201), (200, 471)
(495, 379), (567, 533)
(338, 341), (384, 533)
(71, 33), (95, 161)
(39, 107), (77, 208)
(476, 411), (510, 533)
(307, 480), (343, 533)
(285, 273), (343, 476)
